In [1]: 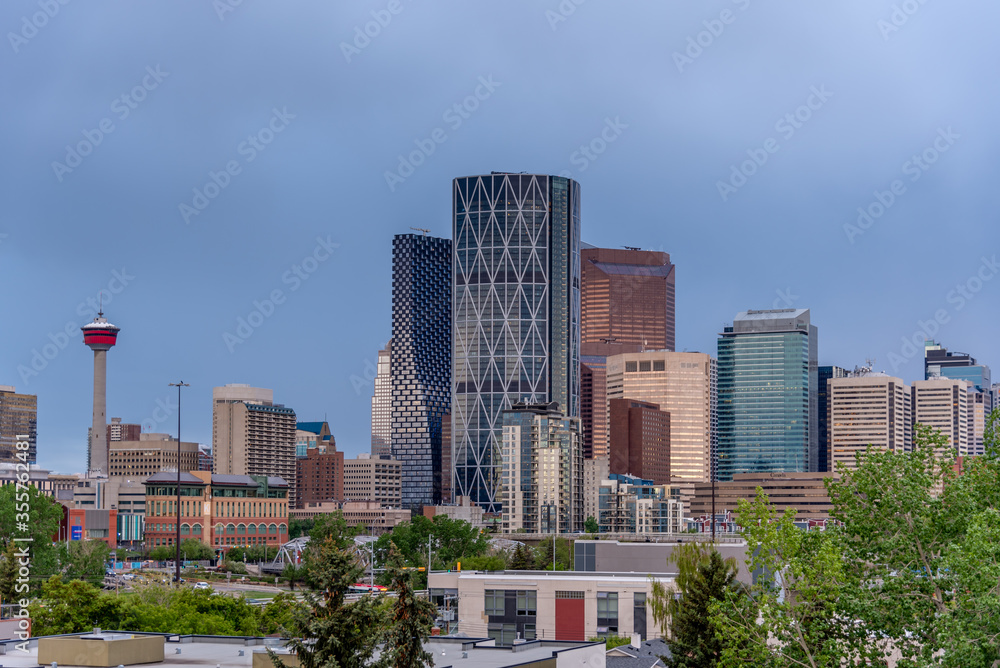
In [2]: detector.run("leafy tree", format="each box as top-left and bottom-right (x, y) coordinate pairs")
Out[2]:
(534, 536), (572, 570)
(58, 539), (110, 586)
(0, 484), (63, 593)
(648, 542), (743, 668)
(273, 537), (387, 668)
(590, 635), (632, 649)
(289, 517), (314, 539)
(310, 511), (366, 549)
(27, 576), (125, 635)
(508, 543), (534, 570)
(458, 554), (506, 571)
(584, 515), (599, 533)
(0, 541), (19, 605)
(382, 542), (436, 668)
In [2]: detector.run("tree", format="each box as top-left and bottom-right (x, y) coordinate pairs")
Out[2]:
(508, 543), (534, 570)
(273, 537), (386, 668)
(648, 542), (743, 668)
(58, 539), (110, 586)
(0, 541), (19, 605)
(584, 515), (599, 533)
(179, 539), (214, 561)
(289, 517), (314, 539)
(382, 542), (436, 668)
(309, 511), (366, 549)
(0, 484), (64, 593)
(534, 536), (572, 570)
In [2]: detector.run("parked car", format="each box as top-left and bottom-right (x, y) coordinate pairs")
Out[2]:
(193, 582), (210, 590)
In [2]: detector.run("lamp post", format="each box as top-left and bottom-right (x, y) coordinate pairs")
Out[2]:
(169, 381), (189, 586)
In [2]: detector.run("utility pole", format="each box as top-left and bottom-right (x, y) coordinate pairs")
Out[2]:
(169, 381), (189, 587)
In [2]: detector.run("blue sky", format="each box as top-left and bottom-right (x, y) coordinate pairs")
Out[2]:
(2, 1), (998, 472)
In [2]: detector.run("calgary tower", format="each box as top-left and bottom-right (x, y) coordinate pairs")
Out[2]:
(82, 311), (120, 476)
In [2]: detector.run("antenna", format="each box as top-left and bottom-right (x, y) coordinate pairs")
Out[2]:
(623, 246), (641, 251)
(410, 227), (430, 236)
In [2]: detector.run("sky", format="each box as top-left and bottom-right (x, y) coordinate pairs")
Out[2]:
(2, 1), (998, 473)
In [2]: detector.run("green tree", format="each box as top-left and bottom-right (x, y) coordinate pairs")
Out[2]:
(0, 541), (19, 606)
(309, 511), (366, 549)
(58, 539), (110, 586)
(648, 542), (743, 668)
(589, 635), (632, 649)
(0, 484), (63, 593)
(273, 537), (387, 668)
(289, 517), (314, 539)
(382, 542), (436, 668)
(508, 543), (534, 570)
(458, 554), (506, 571)
(584, 515), (599, 533)
(534, 536), (572, 570)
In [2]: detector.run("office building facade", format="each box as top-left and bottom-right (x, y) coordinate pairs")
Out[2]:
(0, 385), (37, 465)
(343, 454), (402, 506)
(606, 351), (716, 483)
(717, 309), (818, 481)
(371, 342), (393, 458)
(391, 233), (452, 509)
(580, 342), (643, 460)
(108, 433), (200, 480)
(608, 399), (670, 484)
(500, 402), (583, 534)
(911, 378), (969, 457)
(295, 445), (344, 509)
(453, 173), (581, 513)
(212, 384), (297, 507)
(817, 366), (847, 472)
(828, 374), (911, 470)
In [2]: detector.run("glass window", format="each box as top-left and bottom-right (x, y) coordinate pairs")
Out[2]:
(625, 361), (637, 373)
(639, 361), (651, 372)
(597, 592), (618, 635)
(485, 589), (504, 616)
(516, 590), (536, 616)
(653, 360), (665, 371)
(523, 624), (535, 640)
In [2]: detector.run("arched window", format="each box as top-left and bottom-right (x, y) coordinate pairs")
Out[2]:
(180, 523), (190, 536)
(215, 523), (224, 536)
(278, 523), (286, 535)
(268, 523), (277, 535)
(192, 524), (202, 535)
(247, 524), (256, 535)
(237, 524), (246, 535)
(226, 523), (236, 535)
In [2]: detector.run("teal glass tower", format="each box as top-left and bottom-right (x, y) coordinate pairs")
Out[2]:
(452, 173), (581, 514)
(717, 308), (818, 481)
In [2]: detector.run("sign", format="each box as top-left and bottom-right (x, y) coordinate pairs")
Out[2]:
(71, 526), (83, 541)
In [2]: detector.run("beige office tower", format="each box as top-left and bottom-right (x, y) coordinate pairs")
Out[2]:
(967, 390), (989, 457)
(212, 384), (297, 506)
(828, 375), (911, 470)
(606, 351), (715, 483)
(371, 341), (392, 458)
(911, 378), (970, 457)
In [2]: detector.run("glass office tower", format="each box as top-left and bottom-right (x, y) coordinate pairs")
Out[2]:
(717, 308), (818, 481)
(392, 234), (452, 509)
(817, 365), (847, 472)
(452, 173), (581, 513)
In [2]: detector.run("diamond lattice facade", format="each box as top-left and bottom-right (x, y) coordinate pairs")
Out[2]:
(452, 173), (581, 513)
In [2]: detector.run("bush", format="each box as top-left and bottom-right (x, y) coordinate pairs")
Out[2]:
(220, 560), (247, 575)
(589, 635), (632, 649)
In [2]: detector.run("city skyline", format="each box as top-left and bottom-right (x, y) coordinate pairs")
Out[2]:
(2, 3), (998, 472)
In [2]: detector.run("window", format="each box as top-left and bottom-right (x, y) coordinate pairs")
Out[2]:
(485, 589), (504, 616)
(487, 623), (516, 646)
(625, 361), (637, 373)
(268, 523), (278, 535)
(523, 624), (536, 640)
(597, 592), (618, 635)
(226, 523), (236, 535)
(639, 361), (651, 372)
(653, 360), (665, 371)
(192, 524), (202, 535)
(248, 523), (256, 535)
(516, 590), (536, 616)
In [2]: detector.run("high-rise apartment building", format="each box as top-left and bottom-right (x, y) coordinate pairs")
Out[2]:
(581, 247), (676, 352)
(717, 309), (818, 481)
(343, 454), (402, 506)
(391, 233), (452, 509)
(107, 417), (141, 443)
(828, 374), (911, 470)
(0, 385), (37, 465)
(500, 402), (583, 534)
(453, 173), (581, 513)
(911, 378), (969, 457)
(817, 366), (847, 472)
(212, 384), (297, 507)
(606, 351), (716, 483)
(371, 342), (393, 458)
(608, 399), (670, 484)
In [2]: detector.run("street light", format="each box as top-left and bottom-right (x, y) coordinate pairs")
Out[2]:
(169, 381), (189, 587)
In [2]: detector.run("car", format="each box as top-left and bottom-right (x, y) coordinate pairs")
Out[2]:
(171, 576), (185, 584)
(193, 582), (211, 590)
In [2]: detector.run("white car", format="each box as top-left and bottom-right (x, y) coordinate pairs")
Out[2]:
(193, 582), (211, 590)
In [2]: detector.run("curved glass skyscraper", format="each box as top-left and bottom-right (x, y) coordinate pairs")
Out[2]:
(452, 173), (581, 513)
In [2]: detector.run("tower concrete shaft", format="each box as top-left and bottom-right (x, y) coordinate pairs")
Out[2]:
(89, 348), (109, 475)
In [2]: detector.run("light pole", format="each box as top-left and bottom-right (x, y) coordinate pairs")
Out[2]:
(169, 381), (189, 586)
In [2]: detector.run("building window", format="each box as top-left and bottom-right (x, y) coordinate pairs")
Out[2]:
(597, 592), (618, 636)
(487, 623), (516, 646)
(653, 360), (665, 371)
(485, 589), (504, 616)
(516, 590), (536, 616)
(192, 524), (202, 535)
(248, 523), (256, 535)
(268, 523), (278, 535)
(639, 361), (651, 372)
(523, 624), (536, 640)
(555, 590), (584, 599)
(226, 523), (236, 535)
(237, 524), (246, 535)
(625, 361), (637, 373)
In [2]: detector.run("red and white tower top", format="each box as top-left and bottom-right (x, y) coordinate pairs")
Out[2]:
(81, 311), (120, 350)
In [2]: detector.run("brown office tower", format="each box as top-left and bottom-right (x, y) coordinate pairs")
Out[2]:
(296, 446), (344, 509)
(580, 341), (643, 459)
(608, 398), (670, 484)
(581, 247), (675, 352)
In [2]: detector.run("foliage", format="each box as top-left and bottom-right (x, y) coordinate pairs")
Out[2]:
(534, 536), (572, 570)
(457, 554), (507, 571)
(508, 543), (534, 570)
(589, 635), (633, 649)
(382, 542), (436, 668)
(584, 515), (600, 533)
(27, 574), (307, 637)
(309, 511), (366, 549)
(0, 542), (21, 605)
(648, 543), (743, 668)
(709, 415), (1000, 668)
(0, 484), (63, 593)
(288, 517), (314, 539)
(148, 541), (212, 562)
(220, 560), (247, 574)
(273, 537), (387, 668)
(227, 543), (278, 563)
(57, 539), (110, 586)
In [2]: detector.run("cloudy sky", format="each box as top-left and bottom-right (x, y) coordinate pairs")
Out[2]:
(3, 1), (997, 472)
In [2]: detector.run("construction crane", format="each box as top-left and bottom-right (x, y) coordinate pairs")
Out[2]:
(410, 227), (430, 236)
